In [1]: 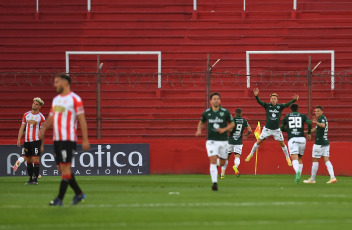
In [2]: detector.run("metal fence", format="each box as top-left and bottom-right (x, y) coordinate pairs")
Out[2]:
(1, 70), (352, 141)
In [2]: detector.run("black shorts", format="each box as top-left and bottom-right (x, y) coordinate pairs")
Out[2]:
(54, 141), (77, 165)
(23, 140), (41, 157)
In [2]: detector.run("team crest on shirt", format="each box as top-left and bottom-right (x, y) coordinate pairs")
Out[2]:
(219, 112), (224, 117)
(277, 106), (280, 109)
(53, 105), (66, 112)
(208, 113), (211, 116)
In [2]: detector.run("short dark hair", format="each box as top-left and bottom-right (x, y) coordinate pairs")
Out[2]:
(210, 92), (221, 100)
(235, 108), (242, 116)
(56, 73), (71, 85)
(290, 104), (299, 112)
(315, 105), (323, 111)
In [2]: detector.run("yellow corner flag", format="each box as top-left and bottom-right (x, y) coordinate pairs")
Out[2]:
(254, 122), (261, 175)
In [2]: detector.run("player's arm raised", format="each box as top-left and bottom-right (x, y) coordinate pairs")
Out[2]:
(283, 93), (299, 108)
(77, 113), (90, 151)
(17, 123), (26, 147)
(311, 116), (325, 129)
(253, 88), (266, 107)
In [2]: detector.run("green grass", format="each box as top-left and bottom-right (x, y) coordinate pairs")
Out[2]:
(1, 175), (352, 230)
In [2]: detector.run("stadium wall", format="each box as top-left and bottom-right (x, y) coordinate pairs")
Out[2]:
(88, 138), (351, 177)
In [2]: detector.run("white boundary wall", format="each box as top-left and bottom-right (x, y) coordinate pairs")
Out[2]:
(246, 50), (335, 90)
(65, 51), (162, 88)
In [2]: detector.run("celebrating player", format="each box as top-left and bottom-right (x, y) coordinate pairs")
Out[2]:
(195, 92), (234, 191)
(221, 108), (252, 179)
(245, 88), (298, 166)
(40, 74), (90, 206)
(303, 106), (337, 184)
(15, 97), (45, 185)
(281, 104), (312, 183)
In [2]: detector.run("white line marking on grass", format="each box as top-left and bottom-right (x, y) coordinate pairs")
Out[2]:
(2, 201), (352, 209)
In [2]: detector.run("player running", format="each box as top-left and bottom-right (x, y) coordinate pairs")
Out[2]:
(15, 97), (45, 185)
(220, 108), (252, 178)
(245, 88), (298, 166)
(195, 92), (234, 191)
(280, 104), (312, 183)
(40, 74), (90, 206)
(303, 106), (337, 184)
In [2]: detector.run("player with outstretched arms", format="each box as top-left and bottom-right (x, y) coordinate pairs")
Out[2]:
(40, 74), (90, 206)
(245, 88), (298, 166)
(281, 104), (312, 183)
(221, 108), (252, 178)
(14, 97), (45, 185)
(195, 92), (234, 191)
(303, 106), (337, 184)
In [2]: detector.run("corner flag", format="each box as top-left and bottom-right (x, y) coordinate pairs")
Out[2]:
(254, 122), (261, 175)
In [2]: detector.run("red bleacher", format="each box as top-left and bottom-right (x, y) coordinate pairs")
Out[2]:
(0, 0), (352, 142)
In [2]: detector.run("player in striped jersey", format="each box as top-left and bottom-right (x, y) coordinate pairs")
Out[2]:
(40, 74), (90, 206)
(15, 97), (45, 185)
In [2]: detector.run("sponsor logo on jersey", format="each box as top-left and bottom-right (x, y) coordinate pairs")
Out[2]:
(53, 105), (66, 112)
(269, 109), (279, 113)
(27, 120), (38, 125)
(208, 118), (224, 123)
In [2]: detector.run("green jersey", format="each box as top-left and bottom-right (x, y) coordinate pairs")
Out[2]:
(255, 95), (296, 130)
(201, 107), (234, 141)
(228, 116), (249, 145)
(281, 112), (312, 140)
(315, 115), (329, 146)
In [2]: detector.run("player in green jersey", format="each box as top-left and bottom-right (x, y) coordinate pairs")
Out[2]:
(245, 88), (298, 166)
(196, 92), (235, 191)
(281, 104), (312, 183)
(220, 108), (252, 179)
(303, 106), (337, 184)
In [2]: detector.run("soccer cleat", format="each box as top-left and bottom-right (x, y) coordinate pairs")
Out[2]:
(245, 154), (253, 162)
(212, 183), (218, 191)
(233, 165), (240, 177)
(295, 171), (301, 184)
(286, 157), (292, 167)
(71, 193), (86, 205)
(326, 178), (337, 184)
(13, 161), (19, 172)
(220, 175), (225, 179)
(303, 178), (316, 184)
(25, 179), (34, 185)
(49, 197), (63, 206)
(32, 178), (38, 185)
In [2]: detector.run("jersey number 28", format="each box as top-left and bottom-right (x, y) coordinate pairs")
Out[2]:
(288, 117), (302, 129)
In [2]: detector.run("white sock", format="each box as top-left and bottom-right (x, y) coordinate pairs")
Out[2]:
(17, 156), (25, 165)
(325, 161), (335, 179)
(234, 157), (240, 168)
(282, 145), (289, 158)
(250, 143), (259, 155)
(210, 164), (218, 183)
(221, 160), (228, 175)
(299, 164), (303, 173)
(292, 159), (299, 173)
(311, 162), (319, 181)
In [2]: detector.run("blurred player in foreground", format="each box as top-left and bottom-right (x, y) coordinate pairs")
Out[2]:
(303, 106), (337, 184)
(245, 88), (298, 166)
(281, 104), (312, 183)
(221, 108), (251, 179)
(15, 97), (45, 185)
(40, 74), (90, 206)
(195, 92), (234, 191)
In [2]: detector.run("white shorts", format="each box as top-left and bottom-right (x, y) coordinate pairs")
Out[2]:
(227, 144), (243, 155)
(288, 137), (306, 156)
(259, 127), (284, 142)
(206, 140), (228, 159)
(312, 144), (330, 158)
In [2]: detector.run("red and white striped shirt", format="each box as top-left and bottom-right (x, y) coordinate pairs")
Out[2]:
(22, 111), (45, 142)
(50, 92), (85, 142)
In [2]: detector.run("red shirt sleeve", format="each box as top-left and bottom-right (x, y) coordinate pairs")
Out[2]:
(22, 113), (27, 124)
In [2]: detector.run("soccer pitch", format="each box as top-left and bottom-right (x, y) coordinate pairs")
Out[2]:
(1, 175), (352, 230)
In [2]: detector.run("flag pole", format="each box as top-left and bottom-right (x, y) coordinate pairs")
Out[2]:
(254, 121), (261, 175)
